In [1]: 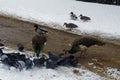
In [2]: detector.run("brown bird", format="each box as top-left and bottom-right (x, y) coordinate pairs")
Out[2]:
(67, 36), (105, 58)
(32, 24), (48, 57)
(32, 33), (47, 57)
(63, 23), (78, 31)
(79, 14), (91, 22)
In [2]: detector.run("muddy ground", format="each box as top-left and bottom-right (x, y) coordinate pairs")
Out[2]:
(0, 14), (120, 77)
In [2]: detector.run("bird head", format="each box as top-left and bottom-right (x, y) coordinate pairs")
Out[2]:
(79, 14), (82, 17)
(63, 23), (67, 26)
(70, 12), (73, 15)
(34, 24), (39, 32)
(34, 24), (38, 28)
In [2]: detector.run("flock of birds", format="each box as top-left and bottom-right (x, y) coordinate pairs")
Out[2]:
(63, 12), (91, 31)
(0, 47), (78, 71)
(70, 12), (91, 21)
(0, 13), (105, 71)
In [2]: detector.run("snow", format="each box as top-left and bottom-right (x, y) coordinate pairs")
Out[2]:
(106, 67), (120, 80)
(0, 66), (105, 80)
(0, 0), (120, 38)
(0, 47), (106, 80)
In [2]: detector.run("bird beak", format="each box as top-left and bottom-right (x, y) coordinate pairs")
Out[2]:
(63, 23), (66, 26)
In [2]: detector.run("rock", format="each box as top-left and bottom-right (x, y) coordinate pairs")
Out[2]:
(73, 69), (82, 76)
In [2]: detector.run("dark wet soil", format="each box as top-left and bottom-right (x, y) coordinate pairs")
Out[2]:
(0, 14), (120, 77)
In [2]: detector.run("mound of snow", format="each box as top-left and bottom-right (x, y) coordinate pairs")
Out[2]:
(0, 0), (120, 38)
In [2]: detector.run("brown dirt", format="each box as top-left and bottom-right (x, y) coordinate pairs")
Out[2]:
(0, 14), (120, 77)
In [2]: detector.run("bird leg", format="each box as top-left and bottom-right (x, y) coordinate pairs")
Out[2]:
(79, 45), (87, 59)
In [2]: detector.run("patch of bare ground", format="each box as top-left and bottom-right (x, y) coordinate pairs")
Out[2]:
(0, 14), (120, 78)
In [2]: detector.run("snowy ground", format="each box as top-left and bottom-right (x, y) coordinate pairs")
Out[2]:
(0, 47), (107, 80)
(0, 65), (105, 80)
(106, 67), (120, 80)
(0, 0), (120, 38)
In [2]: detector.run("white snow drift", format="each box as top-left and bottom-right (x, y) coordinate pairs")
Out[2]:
(0, 0), (120, 38)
